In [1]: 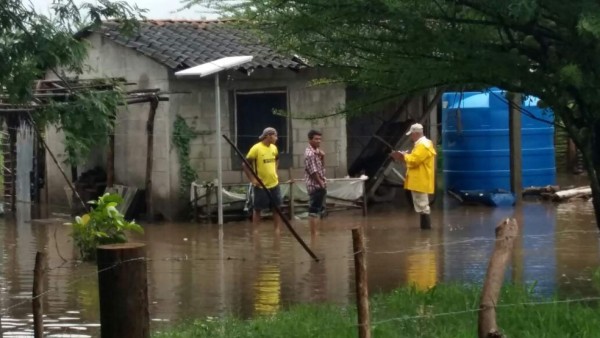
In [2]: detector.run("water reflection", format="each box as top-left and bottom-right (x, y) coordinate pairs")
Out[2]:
(253, 264), (281, 315)
(0, 196), (598, 336)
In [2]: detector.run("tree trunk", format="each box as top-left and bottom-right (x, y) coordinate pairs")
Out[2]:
(579, 127), (600, 230)
(592, 122), (600, 230)
(552, 186), (591, 201)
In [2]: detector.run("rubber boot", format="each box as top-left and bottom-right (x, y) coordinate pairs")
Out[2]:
(420, 213), (432, 230)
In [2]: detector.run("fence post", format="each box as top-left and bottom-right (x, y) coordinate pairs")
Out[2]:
(33, 251), (46, 338)
(362, 181), (368, 217)
(352, 227), (371, 338)
(289, 180), (295, 220)
(193, 184), (198, 222)
(97, 243), (149, 338)
(478, 218), (518, 338)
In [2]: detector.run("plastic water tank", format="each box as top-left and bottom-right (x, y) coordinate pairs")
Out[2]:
(442, 89), (556, 191)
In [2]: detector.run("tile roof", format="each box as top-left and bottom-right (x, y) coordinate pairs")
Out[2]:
(94, 20), (308, 71)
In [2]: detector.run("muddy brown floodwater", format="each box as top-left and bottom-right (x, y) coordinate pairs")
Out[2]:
(0, 181), (598, 337)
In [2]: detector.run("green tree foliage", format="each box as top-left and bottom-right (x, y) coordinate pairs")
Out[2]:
(0, 0), (144, 164)
(35, 89), (124, 166)
(172, 115), (199, 198)
(187, 0), (600, 229)
(67, 193), (143, 261)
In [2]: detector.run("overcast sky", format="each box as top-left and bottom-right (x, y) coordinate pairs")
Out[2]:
(31, 0), (220, 20)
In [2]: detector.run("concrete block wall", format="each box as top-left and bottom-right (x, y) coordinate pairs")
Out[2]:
(45, 33), (176, 219)
(169, 68), (347, 190)
(45, 35), (348, 219)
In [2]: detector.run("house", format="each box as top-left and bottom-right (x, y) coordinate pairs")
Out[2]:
(44, 20), (348, 220)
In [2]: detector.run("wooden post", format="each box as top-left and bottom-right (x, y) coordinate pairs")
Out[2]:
(32, 251), (46, 338)
(145, 98), (159, 221)
(362, 180), (368, 217)
(97, 243), (149, 338)
(26, 113), (88, 211)
(107, 133), (115, 188)
(193, 184), (199, 222)
(352, 227), (371, 338)
(478, 218), (518, 338)
(8, 118), (16, 212)
(508, 93), (522, 204)
(289, 180), (295, 220)
(214, 186), (219, 222)
(206, 184), (212, 223)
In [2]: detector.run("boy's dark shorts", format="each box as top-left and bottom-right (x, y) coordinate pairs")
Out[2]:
(253, 185), (282, 211)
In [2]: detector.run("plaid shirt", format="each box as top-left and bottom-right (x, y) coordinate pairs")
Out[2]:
(304, 145), (326, 193)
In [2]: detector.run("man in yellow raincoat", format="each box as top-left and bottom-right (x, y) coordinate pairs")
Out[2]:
(390, 123), (437, 229)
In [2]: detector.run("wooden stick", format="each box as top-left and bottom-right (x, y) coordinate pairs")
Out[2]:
(362, 180), (368, 217)
(33, 251), (46, 338)
(193, 184), (199, 222)
(145, 98), (159, 221)
(223, 134), (320, 262)
(352, 227), (371, 338)
(289, 180), (295, 220)
(478, 218), (519, 338)
(26, 113), (88, 211)
(107, 133), (115, 188)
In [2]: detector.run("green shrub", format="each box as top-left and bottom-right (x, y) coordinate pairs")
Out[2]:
(67, 193), (143, 260)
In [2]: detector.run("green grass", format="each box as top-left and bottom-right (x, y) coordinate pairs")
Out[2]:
(152, 284), (600, 338)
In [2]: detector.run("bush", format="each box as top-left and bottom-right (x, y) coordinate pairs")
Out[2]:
(68, 193), (143, 260)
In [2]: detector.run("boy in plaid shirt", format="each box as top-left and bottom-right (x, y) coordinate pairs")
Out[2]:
(304, 130), (326, 218)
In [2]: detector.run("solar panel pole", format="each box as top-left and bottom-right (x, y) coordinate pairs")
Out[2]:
(174, 56), (254, 225)
(215, 73), (224, 225)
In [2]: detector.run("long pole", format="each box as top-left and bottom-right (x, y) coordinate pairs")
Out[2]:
(27, 113), (88, 211)
(145, 98), (159, 221)
(223, 135), (320, 262)
(215, 74), (224, 225)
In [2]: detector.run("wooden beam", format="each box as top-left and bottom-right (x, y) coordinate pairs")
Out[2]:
(509, 93), (522, 204)
(145, 98), (159, 221)
(107, 133), (115, 188)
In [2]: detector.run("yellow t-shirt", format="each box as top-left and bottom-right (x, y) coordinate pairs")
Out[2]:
(246, 142), (279, 189)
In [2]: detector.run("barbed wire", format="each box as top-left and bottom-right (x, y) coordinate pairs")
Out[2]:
(0, 227), (597, 328)
(0, 256), (146, 316)
(371, 295), (600, 325)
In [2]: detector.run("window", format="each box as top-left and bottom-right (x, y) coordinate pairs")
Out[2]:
(231, 89), (292, 169)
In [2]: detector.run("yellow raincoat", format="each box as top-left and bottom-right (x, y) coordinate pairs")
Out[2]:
(403, 137), (437, 194)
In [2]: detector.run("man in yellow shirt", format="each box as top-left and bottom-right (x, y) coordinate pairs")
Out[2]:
(243, 127), (282, 230)
(390, 123), (437, 230)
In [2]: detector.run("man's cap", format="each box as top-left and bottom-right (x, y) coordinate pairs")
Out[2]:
(259, 127), (277, 140)
(406, 123), (424, 136)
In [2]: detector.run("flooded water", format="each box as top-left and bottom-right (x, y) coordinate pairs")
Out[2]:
(0, 185), (598, 337)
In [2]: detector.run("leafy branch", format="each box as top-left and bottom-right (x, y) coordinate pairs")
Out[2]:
(34, 89), (124, 166)
(172, 116), (199, 198)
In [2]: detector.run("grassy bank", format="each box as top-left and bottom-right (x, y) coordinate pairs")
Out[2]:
(152, 284), (600, 338)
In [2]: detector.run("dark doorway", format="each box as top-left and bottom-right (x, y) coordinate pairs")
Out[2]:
(233, 91), (291, 169)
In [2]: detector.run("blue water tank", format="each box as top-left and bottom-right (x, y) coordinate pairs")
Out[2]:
(442, 89), (556, 191)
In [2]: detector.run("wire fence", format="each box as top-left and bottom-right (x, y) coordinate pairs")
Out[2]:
(1, 227), (597, 320)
